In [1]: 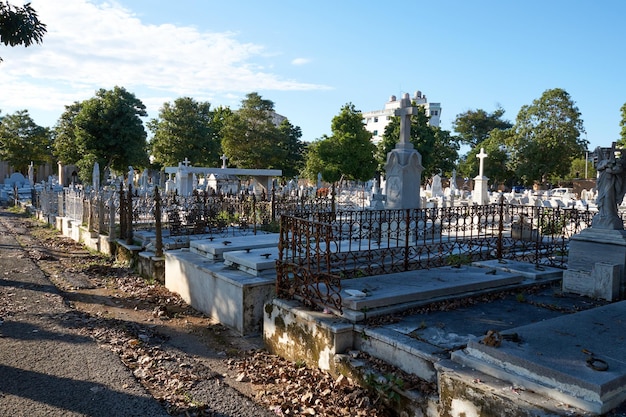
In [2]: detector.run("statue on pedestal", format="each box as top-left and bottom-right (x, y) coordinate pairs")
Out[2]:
(593, 144), (626, 230)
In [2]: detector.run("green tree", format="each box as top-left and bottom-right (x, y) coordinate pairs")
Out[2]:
(148, 97), (223, 168)
(376, 106), (459, 180)
(222, 93), (285, 169)
(457, 129), (513, 187)
(304, 103), (376, 183)
(452, 107), (512, 147)
(0, 109), (52, 173)
(508, 88), (587, 185)
(53, 86), (149, 182)
(276, 119), (305, 178)
(619, 102), (626, 147)
(52, 102), (82, 166)
(0, 1), (46, 61)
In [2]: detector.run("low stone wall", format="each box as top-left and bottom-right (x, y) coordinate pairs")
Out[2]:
(30, 206), (164, 283)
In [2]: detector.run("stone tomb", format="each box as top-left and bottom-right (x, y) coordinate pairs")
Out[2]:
(165, 233), (278, 334)
(190, 234), (279, 261)
(223, 247), (279, 276)
(563, 228), (626, 301)
(337, 265), (523, 321)
(451, 301), (626, 414)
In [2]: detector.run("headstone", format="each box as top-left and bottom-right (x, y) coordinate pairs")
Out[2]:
(220, 154), (228, 169)
(472, 147), (489, 205)
(384, 93), (423, 209)
(92, 162), (100, 190)
(431, 174), (443, 197)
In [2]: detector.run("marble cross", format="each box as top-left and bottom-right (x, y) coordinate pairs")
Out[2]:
(394, 93), (418, 147)
(220, 154), (228, 169)
(477, 147), (488, 177)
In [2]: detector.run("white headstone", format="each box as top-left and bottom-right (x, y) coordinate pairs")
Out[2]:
(473, 148), (489, 205)
(92, 162), (100, 190)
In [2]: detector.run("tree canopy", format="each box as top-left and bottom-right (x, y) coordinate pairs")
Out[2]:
(376, 106), (459, 180)
(304, 103), (376, 183)
(0, 109), (52, 173)
(221, 92), (304, 175)
(452, 107), (512, 147)
(0, 1), (46, 61)
(53, 86), (149, 182)
(148, 97), (224, 168)
(457, 129), (513, 186)
(507, 88), (587, 185)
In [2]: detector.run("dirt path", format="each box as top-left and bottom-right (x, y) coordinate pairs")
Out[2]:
(0, 208), (389, 417)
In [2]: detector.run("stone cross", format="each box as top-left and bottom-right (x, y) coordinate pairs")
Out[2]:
(394, 93), (418, 147)
(182, 157), (191, 167)
(221, 154), (228, 169)
(477, 147), (488, 177)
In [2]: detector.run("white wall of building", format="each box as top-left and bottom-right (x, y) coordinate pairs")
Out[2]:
(363, 90), (441, 144)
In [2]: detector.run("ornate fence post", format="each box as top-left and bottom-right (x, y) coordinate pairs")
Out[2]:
(252, 192), (257, 235)
(271, 184), (276, 223)
(58, 192), (64, 217)
(126, 183), (134, 245)
(98, 195), (105, 233)
(119, 183), (126, 240)
(154, 186), (163, 257)
(108, 195), (116, 241)
(497, 194), (504, 260)
(404, 209), (411, 271)
(331, 183), (336, 215)
(86, 195), (93, 232)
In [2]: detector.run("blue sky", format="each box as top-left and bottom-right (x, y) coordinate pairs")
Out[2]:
(1, 0), (625, 157)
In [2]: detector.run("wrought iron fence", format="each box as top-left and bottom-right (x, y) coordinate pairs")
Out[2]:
(276, 200), (594, 313)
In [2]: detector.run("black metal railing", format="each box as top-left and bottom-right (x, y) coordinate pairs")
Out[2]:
(276, 200), (594, 313)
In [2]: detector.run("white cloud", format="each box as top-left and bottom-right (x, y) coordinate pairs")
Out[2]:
(0, 0), (329, 124)
(291, 58), (311, 66)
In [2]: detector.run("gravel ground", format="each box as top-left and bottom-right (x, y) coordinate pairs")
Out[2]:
(0, 207), (392, 417)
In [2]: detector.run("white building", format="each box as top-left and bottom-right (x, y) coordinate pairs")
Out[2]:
(363, 90), (441, 144)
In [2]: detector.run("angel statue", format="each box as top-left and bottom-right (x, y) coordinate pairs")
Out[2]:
(593, 143), (626, 230)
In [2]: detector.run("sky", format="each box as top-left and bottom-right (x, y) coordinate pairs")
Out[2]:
(1, 0), (625, 155)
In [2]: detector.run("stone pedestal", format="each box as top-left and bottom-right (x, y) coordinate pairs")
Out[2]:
(384, 143), (423, 210)
(472, 175), (489, 205)
(563, 228), (626, 300)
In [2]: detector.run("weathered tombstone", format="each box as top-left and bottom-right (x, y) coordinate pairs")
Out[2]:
(563, 144), (626, 300)
(383, 93), (423, 209)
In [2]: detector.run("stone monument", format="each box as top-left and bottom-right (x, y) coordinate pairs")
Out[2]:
(563, 144), (626, 301)
(92, 162), (100, 191)
(384, 93), (423, 209)
(472, 148), (489, 205)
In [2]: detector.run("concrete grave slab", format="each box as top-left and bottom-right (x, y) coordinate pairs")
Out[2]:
(472, 259), (563, 280)
(339, 265), (523, 311)
(190, 234), (278, 260)
(223, 247), (279, 276)
(452, 301), (626, 414)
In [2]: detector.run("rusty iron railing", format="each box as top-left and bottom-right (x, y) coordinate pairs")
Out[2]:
(276, 202), (594, 313)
